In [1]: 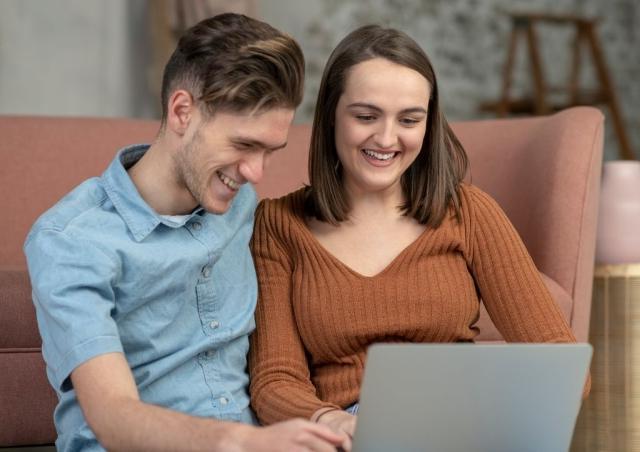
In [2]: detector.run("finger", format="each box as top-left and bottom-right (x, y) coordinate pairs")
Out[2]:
(343, 419), (357, 437)
(306, 423), (348, 445)
(339, 434), (353, 451)
(301, 435), (340, 452)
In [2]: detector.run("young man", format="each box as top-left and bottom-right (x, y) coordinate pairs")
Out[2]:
(24, 13), (346, 452)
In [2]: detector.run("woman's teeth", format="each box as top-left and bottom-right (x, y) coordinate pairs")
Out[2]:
(217, 171), (240, 190)
(363, 149), (396, 161)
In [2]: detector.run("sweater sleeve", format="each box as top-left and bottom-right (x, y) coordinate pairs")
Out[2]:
(464, 186), (577, 343)
(465, 186), (591, 397)
(248, 199), (340, 424)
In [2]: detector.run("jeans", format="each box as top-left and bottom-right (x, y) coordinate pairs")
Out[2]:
(345, 402), (360, 415)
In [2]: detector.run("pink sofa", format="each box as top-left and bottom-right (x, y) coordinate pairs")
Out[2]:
(0, 107), (603, 447)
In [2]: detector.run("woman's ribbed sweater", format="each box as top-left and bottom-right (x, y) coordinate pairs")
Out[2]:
(248, 184), (577, 425)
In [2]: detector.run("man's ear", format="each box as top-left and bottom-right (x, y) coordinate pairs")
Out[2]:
(166, 90), (196, 136)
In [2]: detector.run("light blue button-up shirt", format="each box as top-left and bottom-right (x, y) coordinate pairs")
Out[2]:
(24, 145), (258, 452)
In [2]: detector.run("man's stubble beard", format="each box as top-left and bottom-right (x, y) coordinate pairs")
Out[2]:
(173, 128), (206, 209)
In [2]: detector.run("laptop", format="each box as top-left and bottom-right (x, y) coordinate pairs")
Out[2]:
(352, 343), (592, 452)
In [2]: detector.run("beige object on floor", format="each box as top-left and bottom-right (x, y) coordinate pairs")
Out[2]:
(572, 264), (640, 451)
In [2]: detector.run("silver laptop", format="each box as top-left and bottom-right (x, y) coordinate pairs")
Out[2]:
(352, 343), (592, 452)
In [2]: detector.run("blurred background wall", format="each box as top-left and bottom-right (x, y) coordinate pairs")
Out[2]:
(0, 0), (637, 159)
(0, 1), (155, 118)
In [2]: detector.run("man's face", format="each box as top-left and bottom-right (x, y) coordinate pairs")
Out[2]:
(173, 107), (295, 214)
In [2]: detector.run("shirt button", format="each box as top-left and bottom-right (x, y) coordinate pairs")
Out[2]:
(191, 221), (202, 231)
(210, 320), (220, 329)
(202, 266), (211, 278)
(219, 397), (229, 405)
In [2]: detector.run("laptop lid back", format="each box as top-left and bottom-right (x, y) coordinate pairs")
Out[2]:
(352, 343), (591, 452)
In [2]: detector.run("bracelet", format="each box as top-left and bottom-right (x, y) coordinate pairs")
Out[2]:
(312, 407), (340, 423)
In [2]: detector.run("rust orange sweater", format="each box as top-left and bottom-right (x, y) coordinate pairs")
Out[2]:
(248, 184), (577, 425)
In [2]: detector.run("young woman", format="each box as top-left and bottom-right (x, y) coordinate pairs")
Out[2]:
(248, 25), (581, 449)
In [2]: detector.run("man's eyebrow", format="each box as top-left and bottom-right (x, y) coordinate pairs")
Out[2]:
(231, 137), (288, 151)
(347, 102), (428, 115)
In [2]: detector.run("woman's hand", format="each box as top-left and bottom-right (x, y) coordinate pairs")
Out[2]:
(313, 409), (357, 451)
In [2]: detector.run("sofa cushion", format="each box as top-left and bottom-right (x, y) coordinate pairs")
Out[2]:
(0, 350), (57, 446)
(475, 273), (573, 342)
(0, 269), (56, 446)
(0, 270), (41, 349)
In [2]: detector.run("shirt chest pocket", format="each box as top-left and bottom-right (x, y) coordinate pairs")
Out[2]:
(196, 278), (257, 339)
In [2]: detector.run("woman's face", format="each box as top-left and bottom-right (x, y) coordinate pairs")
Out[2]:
(334, 57), (430, 197)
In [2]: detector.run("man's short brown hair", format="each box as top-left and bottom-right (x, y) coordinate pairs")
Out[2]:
(160, 13), (305, 123)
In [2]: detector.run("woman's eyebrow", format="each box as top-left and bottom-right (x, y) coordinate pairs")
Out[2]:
(347, 102), (427, 115)
(347, 102), (383, 112)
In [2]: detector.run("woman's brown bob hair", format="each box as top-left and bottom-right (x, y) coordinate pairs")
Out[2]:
(305, 25), (468, 227)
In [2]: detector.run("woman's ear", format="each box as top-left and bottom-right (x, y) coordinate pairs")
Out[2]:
(166, 89), (196, 136)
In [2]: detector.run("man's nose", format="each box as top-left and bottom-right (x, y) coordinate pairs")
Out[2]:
(239, 151), (266, 184)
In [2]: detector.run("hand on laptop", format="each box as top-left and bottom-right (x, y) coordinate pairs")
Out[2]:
(314, 410), (357, 451)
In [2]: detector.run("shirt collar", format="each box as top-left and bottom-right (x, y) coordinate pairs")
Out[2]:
(102, 144), (203, 242)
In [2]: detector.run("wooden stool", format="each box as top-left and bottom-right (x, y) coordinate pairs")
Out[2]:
(482, 12), (636, 160)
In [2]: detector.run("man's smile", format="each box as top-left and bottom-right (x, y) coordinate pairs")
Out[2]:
(216, 170), (241, 191)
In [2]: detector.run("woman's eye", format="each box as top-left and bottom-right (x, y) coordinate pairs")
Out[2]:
(400, 117), (421, 125)
(356, 115), (376, 122)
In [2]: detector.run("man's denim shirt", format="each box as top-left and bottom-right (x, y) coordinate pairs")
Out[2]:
(24, 145), (258, 451)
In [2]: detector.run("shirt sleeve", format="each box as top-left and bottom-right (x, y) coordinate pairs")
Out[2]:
(248, 200), (340, 425)
(24, 227), (124, 392)
(464, 186), (577, 343)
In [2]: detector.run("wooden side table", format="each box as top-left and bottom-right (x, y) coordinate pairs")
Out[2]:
(571, 264), (640, 451)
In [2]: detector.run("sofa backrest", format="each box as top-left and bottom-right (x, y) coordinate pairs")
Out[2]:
(1, 117), (159, 269)
(0, 108), (603, 446)
(0, 110), (604, 341)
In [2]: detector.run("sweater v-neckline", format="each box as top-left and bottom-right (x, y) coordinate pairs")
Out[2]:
(290, 195), (432, 279)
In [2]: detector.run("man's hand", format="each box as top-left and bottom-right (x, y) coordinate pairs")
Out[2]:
(314, 409), (357, 451)
(235, 419), (349, 452)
